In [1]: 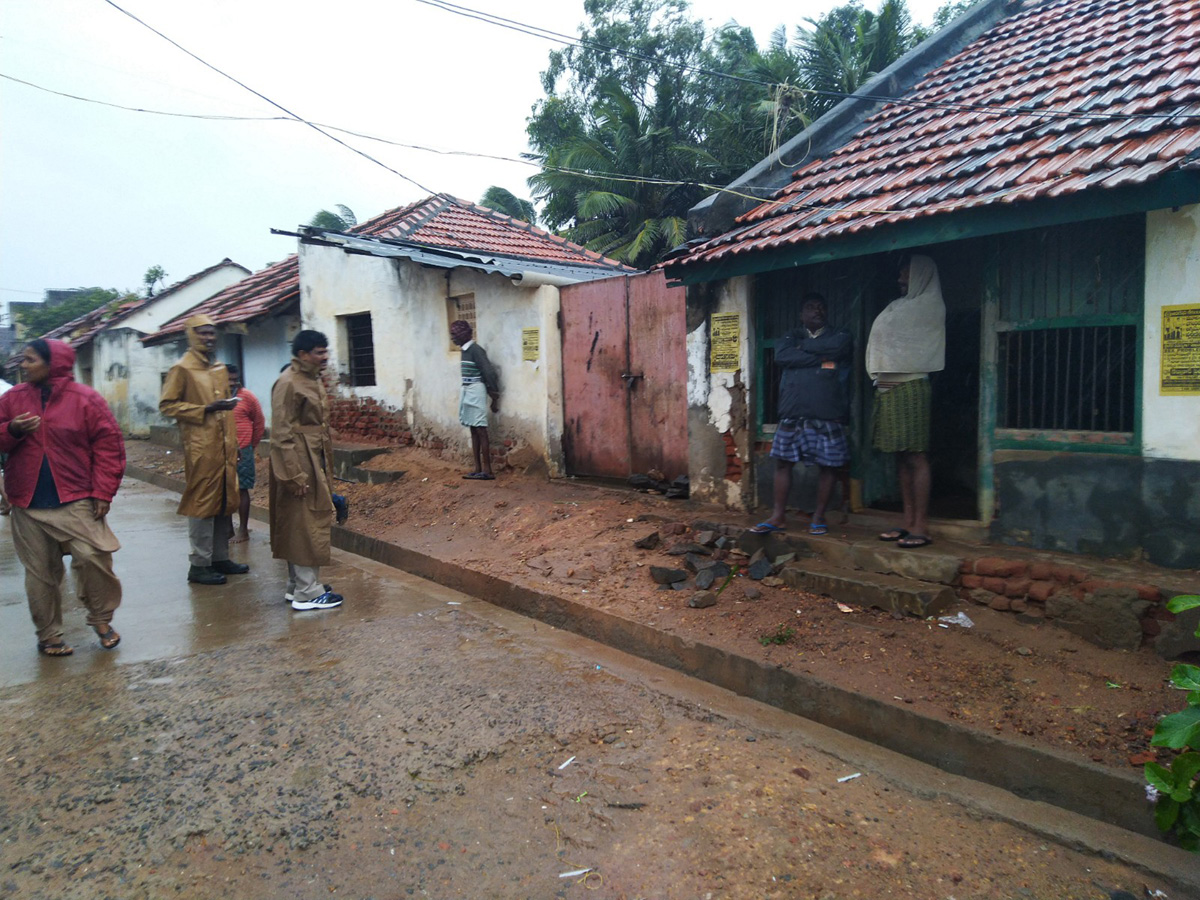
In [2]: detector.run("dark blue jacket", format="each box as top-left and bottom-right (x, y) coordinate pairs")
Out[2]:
(775, 328), (852, 423)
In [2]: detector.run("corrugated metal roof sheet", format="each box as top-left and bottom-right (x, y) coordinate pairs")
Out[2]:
(669, 0), (1200, 272)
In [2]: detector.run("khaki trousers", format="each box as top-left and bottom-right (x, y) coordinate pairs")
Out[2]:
(286, 562), (323, 602)
(10, 502), (122, 643)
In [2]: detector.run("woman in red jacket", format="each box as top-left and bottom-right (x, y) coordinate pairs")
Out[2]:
(0, 339), (126, 656)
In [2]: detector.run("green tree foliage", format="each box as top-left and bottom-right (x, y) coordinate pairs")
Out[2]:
(526, 0), (927, 266)
(479, 187), (538, 224)
(933, 0), (978, 30)
(797, 0), (924, 120)
(17, 288), (128, 338)
(143, 265), (168, 297)
(308, 204), (357, 231)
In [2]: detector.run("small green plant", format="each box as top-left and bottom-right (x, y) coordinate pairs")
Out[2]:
(1145, 594), (1200, 851)
(759, 624), (796, 647)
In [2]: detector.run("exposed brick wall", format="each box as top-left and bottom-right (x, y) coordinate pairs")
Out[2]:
(327, 388), (516, 471)
(723, 431), (743, 483)
(954, 555), (1166, 641)
(328, 393), (414, 445)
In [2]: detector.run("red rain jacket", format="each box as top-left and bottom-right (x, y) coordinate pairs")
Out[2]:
(0, 339), (126, 507)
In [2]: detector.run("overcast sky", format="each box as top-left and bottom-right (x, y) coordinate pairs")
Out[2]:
(0, 0), (947, 308)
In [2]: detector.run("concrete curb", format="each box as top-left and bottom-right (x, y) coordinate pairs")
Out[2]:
(126, 464), (1200, 891)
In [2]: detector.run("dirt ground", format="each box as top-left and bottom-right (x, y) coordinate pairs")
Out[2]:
(126, 439), (1186, 774)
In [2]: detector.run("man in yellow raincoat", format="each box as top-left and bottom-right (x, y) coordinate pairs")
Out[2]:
(159, 315), (249, 585)
(270, 329), (343, 611)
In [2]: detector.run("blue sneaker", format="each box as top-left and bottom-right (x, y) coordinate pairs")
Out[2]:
(291, 590), (344, 611)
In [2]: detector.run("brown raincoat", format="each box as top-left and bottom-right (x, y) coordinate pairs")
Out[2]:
(158, 316), (238, 518)
(269, 357), (334, 567)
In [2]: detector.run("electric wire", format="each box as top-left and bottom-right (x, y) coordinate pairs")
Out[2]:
(100, 0), (439, 196)
(414, 0), (1200, 124)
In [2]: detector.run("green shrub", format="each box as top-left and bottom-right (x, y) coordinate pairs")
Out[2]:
(1146, 594), (1200, 851)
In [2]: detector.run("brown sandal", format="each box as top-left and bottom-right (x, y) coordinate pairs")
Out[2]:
(94, 625), (121, 650)
(37, 641), (74, 657)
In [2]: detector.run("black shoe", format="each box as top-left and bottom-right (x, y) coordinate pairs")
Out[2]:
(212, 560), (249, 575)
(188, 565), (227, 585)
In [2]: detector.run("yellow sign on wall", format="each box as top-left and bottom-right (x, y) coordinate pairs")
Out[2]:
(1161, 304), (1200, 395)
(710, 312), (740, 373)
(522, 327), (540, 362)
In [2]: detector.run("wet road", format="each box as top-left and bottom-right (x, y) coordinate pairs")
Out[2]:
(0, 480), (1181, 899)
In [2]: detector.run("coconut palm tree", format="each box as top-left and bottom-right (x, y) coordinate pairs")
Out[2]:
(479, 187), (537, 224)
(529, 84), (716, 268)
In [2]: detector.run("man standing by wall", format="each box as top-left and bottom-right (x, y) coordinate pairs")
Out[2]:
(449, 320), (500, 480)
(159, 315), (248, 585)
(751, 293), (852, 536)
(226, 364), (265, 544)
(270, 330), (343, 611)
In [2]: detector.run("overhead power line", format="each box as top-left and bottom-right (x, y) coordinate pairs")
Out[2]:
(100, 0), (439, 195)
(413, 0), (1200, 125)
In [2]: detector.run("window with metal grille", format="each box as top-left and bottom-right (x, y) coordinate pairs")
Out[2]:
(998, 324), (1136, 432)
(994, 215), (1144, 445)
(344, 313), (375, 387)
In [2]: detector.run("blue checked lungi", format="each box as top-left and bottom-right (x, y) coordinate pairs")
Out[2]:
(770, 418), (849, 468)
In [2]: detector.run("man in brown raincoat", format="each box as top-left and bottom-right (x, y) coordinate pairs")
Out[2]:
(159, 315), (249, 585)
(270, 329), (343, 611)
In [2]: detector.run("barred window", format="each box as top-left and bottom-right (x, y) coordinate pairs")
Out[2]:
(342, 313), (375, 387)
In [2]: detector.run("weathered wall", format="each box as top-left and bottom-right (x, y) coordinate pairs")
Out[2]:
(93, 329), (182, 435)
(686, 276), (753, 509)
(241, 314), (298, 425)
(1142, 203), (1200, 460)
(298, 244), (565, 473)
(991, 451), (1200, 568)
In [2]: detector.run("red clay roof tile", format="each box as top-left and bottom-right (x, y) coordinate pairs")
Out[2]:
(672, 0), (1200, 272)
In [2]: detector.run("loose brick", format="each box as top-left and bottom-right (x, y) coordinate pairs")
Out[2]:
(974, 557), (1010, 577)
(1027, 581), (1056, 603)
(982, 577), (1007, 595)
(1029, 562), (1053, 581)
(1009, 598), (1028, 613)
(1133, 583), (1162, 603)
(959, 559), (974, 575)
(1005, 577), (1032, 598)
(1051, 566), (1088, 584)
(988, 595), (1012, 611)
(960, 574), (984, 590)
(1141, 617), (1162, 637)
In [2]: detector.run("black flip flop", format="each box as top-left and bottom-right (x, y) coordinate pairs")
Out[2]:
(37, 641), (74, 657)
(897, 534), (933, 549)
(878, 529), (909, 542)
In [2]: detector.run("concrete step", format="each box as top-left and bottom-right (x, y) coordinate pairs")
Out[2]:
(798, 536), (963, 585)
(779, 558), (955, 618)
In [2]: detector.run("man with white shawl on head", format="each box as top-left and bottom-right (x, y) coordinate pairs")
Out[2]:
(865, 254), (945, 549)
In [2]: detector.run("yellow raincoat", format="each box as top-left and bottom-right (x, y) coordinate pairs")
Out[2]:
(158, 316), (238, 518)
(269, 357), (334, 567)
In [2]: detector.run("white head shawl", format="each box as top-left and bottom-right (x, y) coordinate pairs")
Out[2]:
(865, 254), (946, 378)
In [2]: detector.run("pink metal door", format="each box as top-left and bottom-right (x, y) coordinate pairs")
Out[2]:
(560, 272), (687, 480)
(627, 271), (687, 477)
(561, 277), (632, 477)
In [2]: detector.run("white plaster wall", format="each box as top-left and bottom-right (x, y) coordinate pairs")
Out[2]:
(1143, 204), (1200, 460)
(121, 263), (249, 333)
(688, 276), (754, 509)
(93, 330), (183, 435)
(240, 315), (298, 426)
(299, 244), (564, 469)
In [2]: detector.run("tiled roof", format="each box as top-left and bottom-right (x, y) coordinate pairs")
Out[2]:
(349, 194), (634, 272)
(38, 259), (249, 349)
(669, 0), (1200, 271)
(143, 255), (299, 346)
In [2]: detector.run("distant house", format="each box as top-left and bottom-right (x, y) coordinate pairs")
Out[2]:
(287, 194), (637, 475)
(664, 0), (1200, 566)
(32, 260), (250, 434)
(141, 256), (300, 424)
